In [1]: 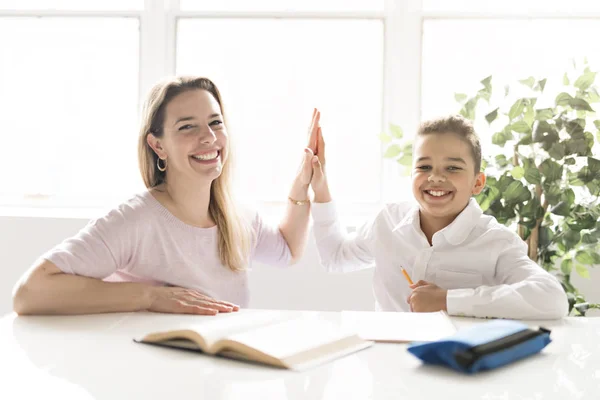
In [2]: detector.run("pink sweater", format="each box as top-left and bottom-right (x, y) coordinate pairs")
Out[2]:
(42, 191), (291, 307)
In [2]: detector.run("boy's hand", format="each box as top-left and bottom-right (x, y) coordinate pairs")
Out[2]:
(407, 280), (448, 313)
(311, 126), (331, 202)
(295, 109), (321, 187)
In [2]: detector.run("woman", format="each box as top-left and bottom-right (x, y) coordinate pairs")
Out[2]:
(13, 76), (319, 315)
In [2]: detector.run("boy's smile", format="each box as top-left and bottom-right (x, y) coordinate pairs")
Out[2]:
(411, 132), (486, 234)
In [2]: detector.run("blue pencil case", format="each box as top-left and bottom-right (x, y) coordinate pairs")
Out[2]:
(407, 320), (551, 374)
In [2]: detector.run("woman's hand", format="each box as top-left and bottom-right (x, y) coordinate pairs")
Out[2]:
(295, 108), (321, 187)
(147, 286), (240, 315)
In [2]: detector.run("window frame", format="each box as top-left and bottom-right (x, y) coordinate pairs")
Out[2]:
(2, 0), (596, 217)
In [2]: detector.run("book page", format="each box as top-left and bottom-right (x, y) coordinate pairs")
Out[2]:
(141, 310), (290, 350)
(341, 311), (456, 342)
(221, 314), (359, 361)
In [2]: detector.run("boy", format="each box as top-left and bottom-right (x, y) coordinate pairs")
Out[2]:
(308, 115), (568, 319)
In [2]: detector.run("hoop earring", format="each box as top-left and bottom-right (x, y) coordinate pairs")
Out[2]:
(157, 157), (167, 172)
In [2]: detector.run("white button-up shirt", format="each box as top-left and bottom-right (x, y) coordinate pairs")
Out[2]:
(311, 198), (568, 319)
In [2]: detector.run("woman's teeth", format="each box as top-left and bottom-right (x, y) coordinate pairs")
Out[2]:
(192, 151), (218, 161)
(426, 190), (450, 197)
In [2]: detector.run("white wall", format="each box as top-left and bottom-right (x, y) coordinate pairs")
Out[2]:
(1, 215), (598, 316)
(0, 215), (375, 315)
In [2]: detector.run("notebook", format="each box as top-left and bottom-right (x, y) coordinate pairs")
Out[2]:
(135, 311), (373, 370)
(341, 310), (456, 343)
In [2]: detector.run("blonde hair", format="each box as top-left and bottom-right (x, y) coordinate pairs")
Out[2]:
(138, 76), (251, 272)
(418, 114), (482, 173)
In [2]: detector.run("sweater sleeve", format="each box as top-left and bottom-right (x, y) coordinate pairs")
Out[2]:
(42, 206), (136, 279)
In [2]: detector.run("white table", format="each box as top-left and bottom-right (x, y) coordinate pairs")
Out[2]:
(1, 310), (599, 400)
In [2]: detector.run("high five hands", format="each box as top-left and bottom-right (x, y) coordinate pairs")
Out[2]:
(297, 108), (331, 203)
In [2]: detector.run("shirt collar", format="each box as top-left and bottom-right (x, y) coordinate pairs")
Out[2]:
(439, 198), (483, 245)
(392, 204), (421, 233)
(391, 198), (483, 245)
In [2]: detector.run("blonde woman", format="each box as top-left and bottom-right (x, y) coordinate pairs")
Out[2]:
(13, 76), (318, 315)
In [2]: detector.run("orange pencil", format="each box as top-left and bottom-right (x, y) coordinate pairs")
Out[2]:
(401, 267), (414, 285)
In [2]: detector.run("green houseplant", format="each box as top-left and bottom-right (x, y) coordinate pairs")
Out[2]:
(380, 62), (600, 315)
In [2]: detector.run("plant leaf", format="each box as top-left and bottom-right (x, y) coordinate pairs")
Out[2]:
(533, 121), (559, 147)
(510, 166), (524, 179)
(556, 92), (574, 107)
(524, 106), (534, 127)
(519, 76), (535, 88)
(535, 78), (547, 92)
(508, 99), (526, 121)
(582, 233), (597, 244)
(564, 230), (581, 249)
(383, 144), (402, 158)
(567, 214), (597, 231)
(379, 133), (392, 143)
(586, 88), (600, 103)
(524, 167), (541, 184)
(511, 121), (531, 133)
(574, 71), (596, 91)
(563, 73), (570, 85)
(455, 93), (467, 103)
(575, 250), (600, 265)
(539, 159), (563, 182)
(562, 188), (575, 205)
(389, 124), (403, 139)
(480, 76), (492, 92)
(570, 98), (594, 112)
(495, 154), (509, 168)
(575, 263), (590, 279)
(550, 201), (571, 216)
(485, 108), (499, 124)
(535, 108), (554, 121)
(561, 258), (573, 275)
(588, 157), (600, 176)
(492, 131), (510, 147)
(504, 181), (531, 203)
(397, 154), (413, 166)
(548, 143), (566, 160)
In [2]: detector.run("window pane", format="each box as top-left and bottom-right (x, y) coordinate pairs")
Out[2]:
(180, 0), (384, 12)
(0, 1), (143, 10)
(423, 0), (600, 13)
(422, 19), (600, 150)
(177, 19), (384, 203)
(0, 17), (140, 207)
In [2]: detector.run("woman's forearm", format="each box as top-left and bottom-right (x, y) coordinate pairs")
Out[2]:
(13, 261), (152, 315)
(279, 180), (311, 264)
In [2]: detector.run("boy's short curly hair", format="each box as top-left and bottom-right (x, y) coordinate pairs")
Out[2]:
(417, 115), (482, 173)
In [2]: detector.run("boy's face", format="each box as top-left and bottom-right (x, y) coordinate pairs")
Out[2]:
(411, 132), (486, 222)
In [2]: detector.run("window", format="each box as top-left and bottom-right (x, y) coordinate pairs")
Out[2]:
(0, 0), (385, 213)
(0, 16), (139, 208)
(422, 19), (600, 152)
(177, 18), (384, 203)
(1, 1), (597, 214)
(180, 0), (384, 12)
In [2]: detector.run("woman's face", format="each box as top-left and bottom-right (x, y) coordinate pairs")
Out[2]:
(149, 89), (228, 184)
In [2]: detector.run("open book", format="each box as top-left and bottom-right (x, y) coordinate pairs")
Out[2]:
(135, 311), (373, 370)
(341, 310), (456, 343)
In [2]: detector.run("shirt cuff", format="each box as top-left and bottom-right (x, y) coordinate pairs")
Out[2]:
(446, 288), (476, 317)
(311, 201), (338, 222)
